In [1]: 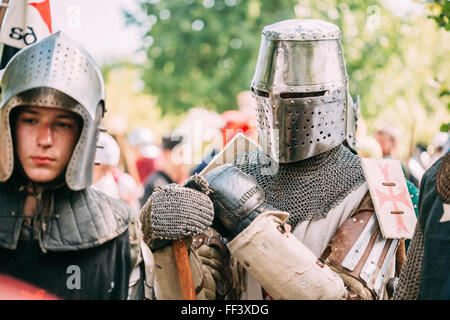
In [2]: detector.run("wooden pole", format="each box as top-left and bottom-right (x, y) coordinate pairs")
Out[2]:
(172, 239), (196, 300)
(114, 134), (142, 185)
(0, 0), (21, 70)
(0, 0), (10, 28)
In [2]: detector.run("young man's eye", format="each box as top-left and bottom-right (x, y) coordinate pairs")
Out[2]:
(21, 117), (37, 124)
(57, 122), (73, 129)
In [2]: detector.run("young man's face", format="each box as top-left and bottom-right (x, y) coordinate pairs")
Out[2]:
(14, 106), (81, 183)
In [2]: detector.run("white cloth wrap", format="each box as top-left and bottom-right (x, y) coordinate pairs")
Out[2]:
(228, 211), (347, 300)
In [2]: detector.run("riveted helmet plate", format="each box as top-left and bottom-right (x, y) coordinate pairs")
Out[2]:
(251, 19), (350, 163)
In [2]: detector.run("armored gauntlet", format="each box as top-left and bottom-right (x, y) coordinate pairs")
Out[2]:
(140, 183), (215, 250)
(203, 164), (274, 239)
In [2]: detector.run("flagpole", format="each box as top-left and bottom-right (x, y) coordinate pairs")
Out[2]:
(0, 0), (10, 26)
(0, 0), (12, 69)
(0, 0), (20, 69)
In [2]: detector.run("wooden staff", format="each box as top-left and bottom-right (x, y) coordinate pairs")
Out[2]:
(114, 133), (141, 185)
(172, 239), (196, 300)
(0, 0), (10, 27)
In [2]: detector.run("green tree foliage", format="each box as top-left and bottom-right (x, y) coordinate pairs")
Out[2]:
(125, 0), (298, 114)
(422, 0), (450, 30)
(296, 0), (449, 153)
(417, 0), (450, 132)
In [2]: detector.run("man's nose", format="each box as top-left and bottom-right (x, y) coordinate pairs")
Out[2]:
(36, 124), (53, 148)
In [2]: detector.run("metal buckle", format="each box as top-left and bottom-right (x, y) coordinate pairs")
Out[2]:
(206, 235), (214, 246)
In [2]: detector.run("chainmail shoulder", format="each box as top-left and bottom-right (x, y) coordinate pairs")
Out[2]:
(233, 144), (366, 228)
(394, 222), (424, 300)
(436, 151), (450, 203)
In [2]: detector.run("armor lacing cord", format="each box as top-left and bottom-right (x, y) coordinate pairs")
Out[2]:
(8, 160), (64, 250)
(26, 183), (59, 252)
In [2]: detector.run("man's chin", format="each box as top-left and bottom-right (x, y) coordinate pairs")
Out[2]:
(24, 168), (61, 184)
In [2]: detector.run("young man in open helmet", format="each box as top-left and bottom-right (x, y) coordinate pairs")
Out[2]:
(142, 19), (414, 300)
(0, 32), (163, 299)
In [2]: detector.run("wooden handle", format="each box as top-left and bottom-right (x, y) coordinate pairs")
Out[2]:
(172, 239), (196, 300)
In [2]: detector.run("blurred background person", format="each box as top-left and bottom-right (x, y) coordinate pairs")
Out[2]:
(428, 131), (449, 167)
(127, 126), (160, 184)
(407, 143), (429, 187)
(93, 132), (141, 210)
(190, 91), (258, 175)
(236, 90), (258, 143)
(356, 135), (383, 159)
(140, 134), (188, 207)
(375, 126), (400, 159)
(92, 132), (122, 199)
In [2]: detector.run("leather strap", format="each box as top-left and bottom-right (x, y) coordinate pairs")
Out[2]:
(193, 232), (238, 299)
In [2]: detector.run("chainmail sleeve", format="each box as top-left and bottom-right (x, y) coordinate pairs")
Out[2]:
(394, 222), (424, 300)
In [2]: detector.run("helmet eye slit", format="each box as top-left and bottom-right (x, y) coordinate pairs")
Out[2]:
(251, 87), (269, 98)
(280, 90), (327, 99)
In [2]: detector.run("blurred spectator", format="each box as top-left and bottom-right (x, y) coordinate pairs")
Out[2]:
(92, 132), (121, 199)
(190, 109), (255, 175)
(112, 167), (141, 211)
(93, 132), (141, 210)
(407, 143), (428, 187)
(127, 126), (160, 184)
(356, 136), (383, 159)
(140, 134), (188, 207)
(220, 110), (251, 147)
(237, 90), (258, 142)
(374, 126), (400, 159)
(190, 92), (258, 175)
(428, 131), (449, 167)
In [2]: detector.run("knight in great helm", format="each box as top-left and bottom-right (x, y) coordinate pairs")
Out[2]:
(141, 19), (415, 300)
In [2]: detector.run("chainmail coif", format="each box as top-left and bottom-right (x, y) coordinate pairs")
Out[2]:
(233, 144), (366, 228)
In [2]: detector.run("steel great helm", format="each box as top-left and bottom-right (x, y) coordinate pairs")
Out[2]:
(0, 32), (105, 190)
(251, 19), (351, 163)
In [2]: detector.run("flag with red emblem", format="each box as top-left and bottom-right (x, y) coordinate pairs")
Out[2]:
(0, 0), (52, 49)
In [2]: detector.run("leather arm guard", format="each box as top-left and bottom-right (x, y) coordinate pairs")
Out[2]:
(228, 211), (347, 299)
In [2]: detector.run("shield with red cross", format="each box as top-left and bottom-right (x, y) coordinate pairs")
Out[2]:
(361, 158), (417, 239)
